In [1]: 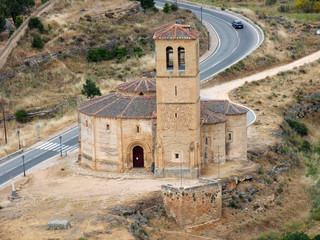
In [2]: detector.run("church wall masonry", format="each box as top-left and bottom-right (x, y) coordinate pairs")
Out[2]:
(226, 114), (247, 161)
(201, 122), (226, 164)
(161, 178), (222, 226)
(78, 24), (248, 178)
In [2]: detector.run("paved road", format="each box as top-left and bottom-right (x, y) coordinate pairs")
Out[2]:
(155, 0), (263, 81)
(0, 1), (262, 186)
(0, 128), (78, 186)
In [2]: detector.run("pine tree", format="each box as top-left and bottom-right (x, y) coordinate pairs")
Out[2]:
(139, 0), (155, 10)
(81, 78), (102, 99)
(163, 3), (170, 13)
(0, 14), (6, 33)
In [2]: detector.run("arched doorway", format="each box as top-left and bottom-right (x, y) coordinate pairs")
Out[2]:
(133, 146), (144, 168)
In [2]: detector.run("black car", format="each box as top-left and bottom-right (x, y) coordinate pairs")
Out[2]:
(232, 20), (244, 29)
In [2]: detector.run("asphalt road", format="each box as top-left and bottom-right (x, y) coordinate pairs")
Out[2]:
(0, 1), (262, 186)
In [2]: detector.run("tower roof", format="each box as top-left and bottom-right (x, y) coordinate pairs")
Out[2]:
(78, 92), (157, 119)
(201, 100), (248, 115)
(153, 24), (200, 40)
(117, 77), (156, 95)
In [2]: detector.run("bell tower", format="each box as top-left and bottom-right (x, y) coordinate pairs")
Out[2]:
(153, 24), (201, 178)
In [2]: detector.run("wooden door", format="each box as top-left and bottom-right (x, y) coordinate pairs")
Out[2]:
(133, 146), (144, 168)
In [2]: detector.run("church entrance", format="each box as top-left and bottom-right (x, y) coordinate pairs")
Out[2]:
(133, 146), (144, 168)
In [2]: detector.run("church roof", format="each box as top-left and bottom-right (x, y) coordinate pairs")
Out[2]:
(153, 24), (200, 40)
(78, 92), (157, 119)
(117, 77), (156, 94)
(201, 100), (248, 115)
(79, 80), (248, 120)
(201, 104), (227, 124)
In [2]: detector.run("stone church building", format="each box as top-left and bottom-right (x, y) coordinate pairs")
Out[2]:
(78, 24), (248, 178)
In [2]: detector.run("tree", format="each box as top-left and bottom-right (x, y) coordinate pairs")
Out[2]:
(15, 109), (29, 123)
(281, 232), (310, 240)
(81, 78), (102, 99)
(139, 0), (155, 10)
(6, 0), (35, 24)
(163, 3), (170, 13)
(294, 0), (314, 12)
(15, 15), (23, 28)
(0, 14), (6, 33)
(31, 34), (44, 49)
(170, 4), (178, 11)
(28, 17), (44, 33)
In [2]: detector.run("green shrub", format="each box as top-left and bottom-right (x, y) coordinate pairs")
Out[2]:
(139, 0), (155, 10)
(257, 232), (278, 240)
(163, 3), (170, 13)
(41, 0), (49, 3)
(311, 206), (320, 220)
(81, 78), (101, 99)
(15, 109), (29, 123)
(32, 35), (44, 49)
(15, 16), (23, 28)
(312, 235), (320, 240)
(9, 30), (14, 38)
(170, 4), (178, 11)
(132, 46), (143, 57)
(229, 200), (238, 209)
(266, 0), (277, 6)
(299, 141), (311, 153)
(285, 119), (308, 136)
(281, 232), (310, 240)
(28, 17), (44, 33)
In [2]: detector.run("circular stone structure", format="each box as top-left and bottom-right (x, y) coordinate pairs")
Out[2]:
(78, 24), (248, 176)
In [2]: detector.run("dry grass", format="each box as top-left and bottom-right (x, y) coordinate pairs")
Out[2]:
(0, 0), (208, 157)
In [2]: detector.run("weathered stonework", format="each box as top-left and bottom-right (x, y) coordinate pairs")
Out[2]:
(161, 178), (222, 226)
(77, 24), (248, 176)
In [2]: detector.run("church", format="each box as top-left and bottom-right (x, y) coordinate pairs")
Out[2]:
(78, 24), (248, 178)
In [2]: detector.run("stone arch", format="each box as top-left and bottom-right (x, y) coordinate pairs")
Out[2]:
(166, 46), (173, 70)
(126, 141), (151, 169)
(178, 46), (185, 70)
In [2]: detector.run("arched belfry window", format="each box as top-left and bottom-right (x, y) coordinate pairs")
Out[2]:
(166, 46), (173, 70)
(178, 47), (185, 71)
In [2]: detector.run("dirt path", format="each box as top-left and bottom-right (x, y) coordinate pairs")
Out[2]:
(200, 49), (320, 100)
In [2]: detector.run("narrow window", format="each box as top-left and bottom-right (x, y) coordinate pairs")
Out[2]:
(178, 47), (185, 71)
(204, 151), (207, 159)
(175, 86), (177, 96)
(228, 132), (232, 141)
(106, 124), (110, 132)
(166, 46), (173, 70)
(137, 126), (140, 133)
(85, 120), (88, 128)
(175, 113), (178, 118)
(205, 137), (208, 145)
(175, 153), (179, 159)
(139, 92), (143, 96)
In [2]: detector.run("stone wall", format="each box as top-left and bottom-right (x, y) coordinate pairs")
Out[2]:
(225, 114), (247, 161)
(161, 178), (222, 226)
(0, 0), (56, 69)
(202, 122), (226, 164)
(79, 112), (154, 172)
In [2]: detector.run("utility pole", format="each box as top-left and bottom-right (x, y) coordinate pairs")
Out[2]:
(17, 130), (21, 150)
(59, 136), (62, 157)
(22, 155), (26, 177)
(208, 31), (210, 50)
(2, 108), (7, 144)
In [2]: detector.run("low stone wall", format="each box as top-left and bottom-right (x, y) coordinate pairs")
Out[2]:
(161, 178), (222, 226)
(0, 0), (57, 69)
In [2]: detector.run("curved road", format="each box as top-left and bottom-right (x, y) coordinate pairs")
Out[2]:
(0, 1), (262, 186)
